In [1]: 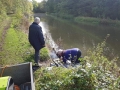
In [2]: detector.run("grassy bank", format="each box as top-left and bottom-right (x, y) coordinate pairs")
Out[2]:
(0, 16), (49, 66)
(74, 16), (120, 27)
(48, 13), (120, 27)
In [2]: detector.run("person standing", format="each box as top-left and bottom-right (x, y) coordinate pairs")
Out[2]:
(28, 17), (45, 66)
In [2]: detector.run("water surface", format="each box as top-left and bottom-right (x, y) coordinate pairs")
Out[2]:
(35, 14), (120, 66)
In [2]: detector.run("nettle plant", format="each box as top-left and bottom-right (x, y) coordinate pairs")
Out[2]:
(83, 35), (120, 89)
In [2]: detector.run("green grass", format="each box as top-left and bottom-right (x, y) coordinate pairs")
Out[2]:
(74, 16), (100, 25)
(0, 27), (29, 65)
(74, 16), (120, 27)
(48, 14), (120, 28)
(0, 16), (50, 66)
(40, 47), (50, 61)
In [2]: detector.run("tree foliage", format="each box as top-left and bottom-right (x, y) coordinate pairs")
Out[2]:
(0, 0), (33, 65)
(0, 0), (33, 19)
(32, 0), (46, 13)
(43, 0), (120, 20)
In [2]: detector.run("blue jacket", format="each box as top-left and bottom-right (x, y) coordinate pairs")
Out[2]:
(62, 48), (80, 63)
(28, 22), (45, 50)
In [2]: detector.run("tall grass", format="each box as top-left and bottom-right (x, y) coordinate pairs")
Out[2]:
(0, 24), (30, 65)
(74, 16), (120, 26)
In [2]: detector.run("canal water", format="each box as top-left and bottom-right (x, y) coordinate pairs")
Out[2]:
(34, 13), (120, 66)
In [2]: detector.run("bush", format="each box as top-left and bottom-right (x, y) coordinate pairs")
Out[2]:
(74, 16), (100, 25)
(34, 37), (120, 90)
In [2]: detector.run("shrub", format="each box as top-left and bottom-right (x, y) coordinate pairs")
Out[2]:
(35, 36), (120, 90)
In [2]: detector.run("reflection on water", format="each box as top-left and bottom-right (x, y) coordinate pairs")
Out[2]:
(39, 22), (47, 34)
(40, 22), (58, 49)
(36, 14), (120, 66)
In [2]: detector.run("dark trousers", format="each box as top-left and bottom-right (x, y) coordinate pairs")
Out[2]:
(35, 49), (40, 63)
(75, 50), (81, 63)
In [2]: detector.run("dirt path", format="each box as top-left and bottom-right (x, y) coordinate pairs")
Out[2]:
(0, 19), (11, 66)
(39, 59), (52, 67)
(0, 19), (11, 51)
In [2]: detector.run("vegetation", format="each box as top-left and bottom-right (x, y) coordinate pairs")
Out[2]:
(35, 37), (120, 90)
(0, 0), (120, 90)
(32, 0), (46, 13)
(74, 16), (120, 26)
(0, 0), (49, 66)
(0, 0), (32, 65)
(44, 0), (120, 20)
(33, 0), (120, 26)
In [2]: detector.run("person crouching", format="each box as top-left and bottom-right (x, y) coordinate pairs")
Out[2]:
(56, 48), (82, 67)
